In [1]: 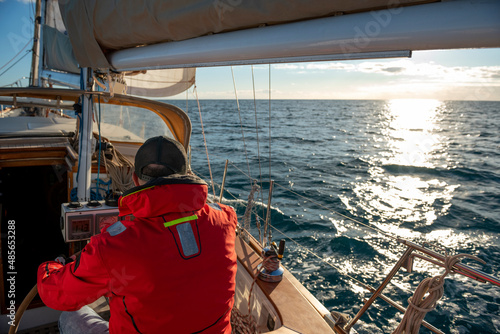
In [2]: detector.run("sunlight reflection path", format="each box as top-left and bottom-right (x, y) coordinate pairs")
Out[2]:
(346, 99), (457, 228)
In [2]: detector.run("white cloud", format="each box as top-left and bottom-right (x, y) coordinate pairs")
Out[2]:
(356, 59), (500, 82)
(274, 59), (500, 83)
(188, 56), (500, 101)
(273, 64), (303, 70)
(358, 60), (500, 83)
(305, 63), (355, 71)
(350, 80), (500, 101)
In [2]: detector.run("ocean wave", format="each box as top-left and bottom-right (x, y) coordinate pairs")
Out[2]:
(381, 164), (500, 183)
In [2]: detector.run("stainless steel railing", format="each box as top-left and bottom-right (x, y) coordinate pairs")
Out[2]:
(343, 238), (500, 333)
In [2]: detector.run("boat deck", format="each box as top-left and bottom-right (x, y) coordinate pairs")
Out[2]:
(235, 236), (338, 333)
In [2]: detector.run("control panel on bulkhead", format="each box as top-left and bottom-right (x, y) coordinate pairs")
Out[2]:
(60, 200), (119, 242)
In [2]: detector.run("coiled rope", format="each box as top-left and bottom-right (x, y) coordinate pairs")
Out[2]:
(242, 182), (261, 241)
(393, 253), (485, 334)
(98, 142), (135, 193)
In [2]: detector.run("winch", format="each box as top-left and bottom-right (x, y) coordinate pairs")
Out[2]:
(258, 239), (286, 283)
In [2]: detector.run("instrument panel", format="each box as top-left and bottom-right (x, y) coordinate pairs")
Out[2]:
(60, 201), (119, 242)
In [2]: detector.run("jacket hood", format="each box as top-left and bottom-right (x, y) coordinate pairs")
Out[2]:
(119, 174), (208, 218)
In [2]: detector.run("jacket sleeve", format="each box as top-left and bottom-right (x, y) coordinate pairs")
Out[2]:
(222, 204), (238, 230)
(37, 236), (111, 311)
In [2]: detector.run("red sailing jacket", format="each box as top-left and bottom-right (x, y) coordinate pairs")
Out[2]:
(37, 175), (238, 333)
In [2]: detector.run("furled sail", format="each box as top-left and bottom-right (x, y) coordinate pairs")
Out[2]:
(40, 0), (195, 97)
(121, 68), (196, 98)
(59, 0), (433, 69)
(57, 0), (500, 72)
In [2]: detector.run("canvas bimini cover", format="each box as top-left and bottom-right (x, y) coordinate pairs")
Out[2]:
(41, 0), (195, 97)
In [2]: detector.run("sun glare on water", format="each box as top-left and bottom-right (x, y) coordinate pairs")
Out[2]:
(343, 99), (458, 229)
(383, 98), (444, 168)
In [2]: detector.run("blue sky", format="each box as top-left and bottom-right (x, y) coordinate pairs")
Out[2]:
(1, 0), (499, 101)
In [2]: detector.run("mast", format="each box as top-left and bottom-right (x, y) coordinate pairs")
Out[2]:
(77, 68), (94, 202)
(30, 0), (44, 87)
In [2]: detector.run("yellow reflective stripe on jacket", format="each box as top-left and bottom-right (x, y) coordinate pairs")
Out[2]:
(163, 215), (197, 228)
(119, 186), (155, 206)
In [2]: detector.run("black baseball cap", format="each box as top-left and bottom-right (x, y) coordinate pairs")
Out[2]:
(134, 136), (188, 181)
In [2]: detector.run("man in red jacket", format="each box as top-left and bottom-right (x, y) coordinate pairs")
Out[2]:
(38, 136), (238, 333)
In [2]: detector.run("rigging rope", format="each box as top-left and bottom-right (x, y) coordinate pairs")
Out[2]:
(204, 158), (488, 334)
(242, 182), (261, 242)
(229, 161), (254, 182)
(231, 236), (281, 334)
(187, 77), (488, 332)
(393, 253), (485, 334)
(230, 261), (261, 334)
(197, 155), (398, 245)
(0, 51), (32, 78)
(250, 65), (267, 244)
(231, 66), (252, 183)
(273, 182), (399, 242)
(251, 65), (263, 184)
(194, 85), (216, 198)
(269, 223), (369, 290)
(268, 64), (272, 183)
(264, 65), (272, 245)
(0, 38), (33, 72)
(197, 169), (396, 293)
(191, 130), (399, 244)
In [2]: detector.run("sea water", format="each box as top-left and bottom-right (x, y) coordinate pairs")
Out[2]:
(164, 99), (499, 334)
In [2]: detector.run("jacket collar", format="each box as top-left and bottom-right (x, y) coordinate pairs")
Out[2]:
(119, 174), (208, 218)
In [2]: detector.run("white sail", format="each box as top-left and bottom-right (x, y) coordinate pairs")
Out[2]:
(39, 0), (195, 97)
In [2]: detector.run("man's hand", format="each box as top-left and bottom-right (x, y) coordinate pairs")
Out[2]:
(54, 254), (76, 266)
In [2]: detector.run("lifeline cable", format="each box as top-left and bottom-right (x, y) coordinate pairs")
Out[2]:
(198, 159), (403, 290)
(198, 154), (399, 242)
(193, 128), (489, 333)
(273, 182), (399, 242)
